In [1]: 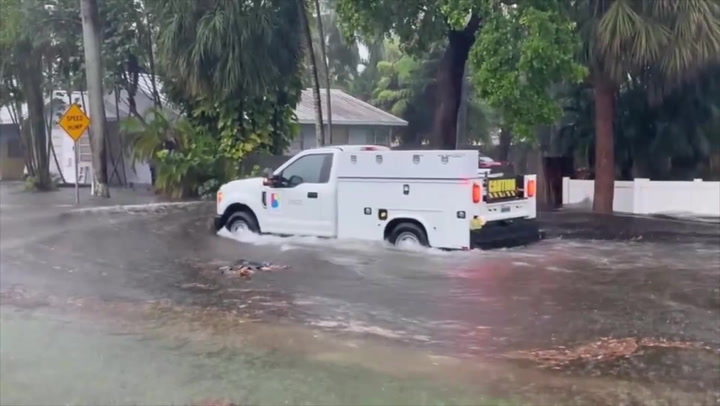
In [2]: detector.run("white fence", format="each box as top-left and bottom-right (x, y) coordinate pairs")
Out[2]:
(562, 177), (720, 217)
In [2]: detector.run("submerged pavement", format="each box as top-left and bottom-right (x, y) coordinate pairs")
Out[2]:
(1, 183), (719, 405)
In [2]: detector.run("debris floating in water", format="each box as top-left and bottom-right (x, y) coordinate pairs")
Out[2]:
(504, 337), (719, 369)
(218, 259), (289, 279)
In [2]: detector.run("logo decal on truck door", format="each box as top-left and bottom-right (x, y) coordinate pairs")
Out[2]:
(271, 193), (280, 208)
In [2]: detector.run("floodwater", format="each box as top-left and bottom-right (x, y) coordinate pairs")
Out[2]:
(1, 184), (719, 405)
(1, 307), (507, 406)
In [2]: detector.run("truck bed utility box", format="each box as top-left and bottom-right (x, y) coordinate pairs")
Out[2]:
(335, 150), (481, 249)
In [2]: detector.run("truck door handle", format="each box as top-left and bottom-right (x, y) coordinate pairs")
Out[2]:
(307, 192), (318, 199)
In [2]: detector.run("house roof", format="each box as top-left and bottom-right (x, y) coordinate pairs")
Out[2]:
(2, 83), (407, 128)
(0, 73), (173, 125)
(295, 88), (408, 127)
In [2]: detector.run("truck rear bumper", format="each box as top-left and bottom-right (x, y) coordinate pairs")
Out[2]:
(470, 219), (542, 250)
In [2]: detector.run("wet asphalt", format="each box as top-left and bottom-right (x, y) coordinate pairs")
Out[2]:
(1, 183), (719, 405)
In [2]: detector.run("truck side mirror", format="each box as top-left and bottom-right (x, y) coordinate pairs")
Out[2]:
(262, 168), (274, 187)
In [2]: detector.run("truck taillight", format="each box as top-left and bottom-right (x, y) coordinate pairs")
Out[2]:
(526, 180), (536, 198)
(217, 191), (223, 204)
(472, 183), (482, 203)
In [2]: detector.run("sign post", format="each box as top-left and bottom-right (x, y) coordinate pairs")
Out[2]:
(74, 140), (80, 204)
(58, 104), (91, 205)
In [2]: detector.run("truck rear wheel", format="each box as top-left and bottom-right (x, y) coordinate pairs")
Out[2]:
(388, 223), (429, 248)
(226, 211), (259, 234)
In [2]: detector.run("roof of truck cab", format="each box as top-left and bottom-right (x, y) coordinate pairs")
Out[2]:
(296, 89), (408, 127)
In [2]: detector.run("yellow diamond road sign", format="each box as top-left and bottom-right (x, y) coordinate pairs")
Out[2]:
(59, 104), (91, 142)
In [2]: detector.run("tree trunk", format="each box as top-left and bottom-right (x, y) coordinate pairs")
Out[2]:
(18, 47), (51, 189)
(125, 55), (142, 119)
(592, 75), (616, 214)
(80, 0), (110, 197)
(498, 127), (512, 161)
(9, 98), (36, 177)
(313, 0), (333, 144)
(432, 15), (481, 149)
(144, 12), (162, 108)
(299, 0), (324, 147)
(455, 63), (469, 148)
(536, 148), (549, 209)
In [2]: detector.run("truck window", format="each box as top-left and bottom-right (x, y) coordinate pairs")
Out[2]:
(280, 153), (333, 185)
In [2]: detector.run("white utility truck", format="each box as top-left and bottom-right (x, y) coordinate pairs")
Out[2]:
(214, 145), (540, 250)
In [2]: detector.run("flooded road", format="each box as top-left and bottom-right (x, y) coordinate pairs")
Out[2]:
(1, 184), (719, 405)
(1, 307), (505, 406)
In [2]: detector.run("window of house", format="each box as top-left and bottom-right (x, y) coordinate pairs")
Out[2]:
(349, 127), (371, 144)
(374, 128), (390, 145)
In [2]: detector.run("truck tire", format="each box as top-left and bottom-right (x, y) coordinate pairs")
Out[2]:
(388, 222), (429, 247)
(225, 211), (259, 234)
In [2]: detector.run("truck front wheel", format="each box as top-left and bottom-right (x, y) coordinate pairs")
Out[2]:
(225, 211), (260, 235)
(388, 222), (429, 248)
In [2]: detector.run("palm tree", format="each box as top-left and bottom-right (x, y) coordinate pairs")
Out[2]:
(157, 0), (304, 103)
(371, 42), (436, 144)
(298, 0), (325, 147)
(313, 0), (333, 143)
(0, 0), (52, 190)
(299, 8), (362, 93)
(580, 0), (720, 213)
(80, 0), (110, 197)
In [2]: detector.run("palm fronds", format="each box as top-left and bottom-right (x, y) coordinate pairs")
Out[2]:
(584, 0), (720, 87)
(156, 0), (304, 101)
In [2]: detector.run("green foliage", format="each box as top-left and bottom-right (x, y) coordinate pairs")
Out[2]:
(115, 0), (307, 197)
(121, 108), (229, 199)
(156, 0), (304, 101)
(368, 41), (439, 144)
(346, 39), (386, 101)
(372, 43), (432, 116)
(360, 39), (496, 145)
(113, 0), (306, 198)
(187, 93), (300, 162)
(336, 0), (465, 55)
(1, 0), (53, 189)
(586, 0), (720, 87)
(557, 64), (720, 180)
(471, 4), (587, 140)
(198, 178), (221, 200)
(121, 88), (301, 198)
(301, 4), (362, 92)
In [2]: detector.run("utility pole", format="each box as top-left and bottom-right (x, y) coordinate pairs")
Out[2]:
(80, 0), (110, 197)
(299, 0), (324, 148)
(313, 0), (333, 144)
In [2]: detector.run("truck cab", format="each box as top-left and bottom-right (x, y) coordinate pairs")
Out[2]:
(214, 146), (540, 250)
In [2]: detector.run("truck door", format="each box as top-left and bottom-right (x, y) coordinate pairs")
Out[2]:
(265, 153), (335, 236)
